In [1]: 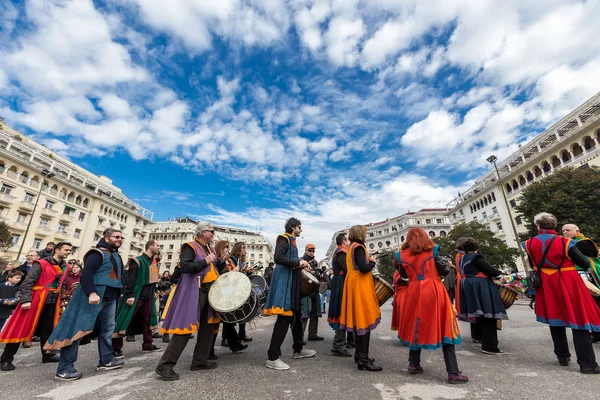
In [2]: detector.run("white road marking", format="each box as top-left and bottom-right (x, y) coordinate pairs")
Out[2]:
(379, 336), (392, 341)
(36, 367), (143, 400)
(374, 383), (470, 400)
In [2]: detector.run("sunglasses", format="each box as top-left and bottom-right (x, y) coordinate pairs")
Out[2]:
(306, 249), (315, 252)
(110, 235), (125, 240)
(204, 230), (215, 234)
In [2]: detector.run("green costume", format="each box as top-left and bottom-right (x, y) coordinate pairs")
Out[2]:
(113, 255), (159, 337)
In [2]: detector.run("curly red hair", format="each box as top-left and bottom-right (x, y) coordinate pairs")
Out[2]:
(401, 227), (435, 254)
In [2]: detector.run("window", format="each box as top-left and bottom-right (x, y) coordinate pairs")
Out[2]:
(11, 235), (20, 246)
(496, 222), (503, 230)
(160, 244), (164, 249)
(492, 206), (498, 214)
(515, 216), (523, 225)
(33, 238), (42, 249)
(167, 255), (173, 260)
(509, 200), (517, 208)
(79, 212), (85, 221)
(473, 216), (478, 222)
(74, 229), (81, 239)
(1, 184), (13, 195)
(63, 206), (73, 215)
(24, 192), (35, 203)
(369, 232), (374, 237)
(45, 200), (55, 209)
(378, 242), (383, 248)
(94, 234), (100, 241)
(259, 254), (263, 259)
(436, 219), (442, 224)
(169, 244), (174, 250)
(71, 246), (78, 255)
(39, 217), (50, 227)
(15, 213), (27, 223)
(58, 223), (67, 233)
(459, 209), (464, 216)
(453, 213), (456, 219)
(369, 243), (375, 249)
(482, 211), (487, 219)
(425, 219), (431, 224)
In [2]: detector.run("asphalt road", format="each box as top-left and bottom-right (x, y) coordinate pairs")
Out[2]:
(0, 300), (598, 400)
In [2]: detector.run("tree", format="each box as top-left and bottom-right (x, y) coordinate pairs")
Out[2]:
(0, 221), (13, 264)
(515, 166), (600, 242)
(375, 250), (396, 284)
(434, 222), (519, 269)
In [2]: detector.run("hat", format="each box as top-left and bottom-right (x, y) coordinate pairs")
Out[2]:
(305, 244), (315, 250)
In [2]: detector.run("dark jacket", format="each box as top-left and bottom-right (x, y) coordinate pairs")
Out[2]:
(0, 282), (20, 319)
(38, 248), (54, 259)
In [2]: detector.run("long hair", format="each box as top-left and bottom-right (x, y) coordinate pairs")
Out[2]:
(231, 242), (246, 262)
(214, 240), (230, 258)
(401, 227), (434, 254)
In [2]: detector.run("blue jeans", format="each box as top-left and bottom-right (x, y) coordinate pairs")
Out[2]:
(57, 298), (116, 374)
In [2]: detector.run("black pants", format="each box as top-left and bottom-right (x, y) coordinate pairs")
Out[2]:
(1, 302), (56, 363)
(238, 323), (247, 339)
(478, 317), (499, 352)
(550, 326), (597, 368)
(409, 345), (460, 374)
(222, 323), (241, 349)
(267, 312), (303, 361)
(301, 297), (319, 339)
(156, 286), (215, 370)
(593, 298), (600, 342)
(470, 322), (482, 341)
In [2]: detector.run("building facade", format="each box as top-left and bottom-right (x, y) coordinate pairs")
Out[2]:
(0, 119), (154, 263)
(447, 91), (600, 270)
(149, 217), (274, 271)
(324, 209), (451, 265)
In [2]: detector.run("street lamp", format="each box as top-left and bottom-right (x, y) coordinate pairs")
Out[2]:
(486, 155), (529, 273)
(16, 168), (55, 260)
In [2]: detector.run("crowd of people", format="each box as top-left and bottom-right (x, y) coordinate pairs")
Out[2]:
(0, 212), (598, 385)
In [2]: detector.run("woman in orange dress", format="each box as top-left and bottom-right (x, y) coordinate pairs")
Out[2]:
(339, 225), (382, 371)
(397, 228), (468, 384)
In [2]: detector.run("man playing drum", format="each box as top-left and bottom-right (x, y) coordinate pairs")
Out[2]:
(155, 223), (225, 381)
(264, 218), (317, 371)
(301, 244), (324, 342)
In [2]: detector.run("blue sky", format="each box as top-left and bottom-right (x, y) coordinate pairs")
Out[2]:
(1, 0), (599, 257)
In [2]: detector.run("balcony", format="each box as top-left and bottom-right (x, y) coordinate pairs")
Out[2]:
(55, 230), (70, 240)
(0, 193), (16, 204)
(19, 200), (35, 212)
(37, 225), (52, 236)
(490, 213), (502, 221)
(40, 207), (58, 217)
(496, 229), (506, 237)
(95, 224), (107, 234)
(59, 214), (75, 223)
(9, 221), (28, 231)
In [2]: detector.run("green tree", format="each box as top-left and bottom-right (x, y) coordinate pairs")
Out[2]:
(515, 166), (600, 241)
(375, 250), (396, 284)
(434, 222), (519, 269)
(0, 221), (13, 264)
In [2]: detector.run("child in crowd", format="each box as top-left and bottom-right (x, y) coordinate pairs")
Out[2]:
(0, 271), (23, 332)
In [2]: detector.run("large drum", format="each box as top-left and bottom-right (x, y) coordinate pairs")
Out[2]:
(373, 275), (393, 306)
(249, 275), (268, 307)
(494, 282), (519, 309)
(300, 270), (321, 298)
(208, 272), (260, 324)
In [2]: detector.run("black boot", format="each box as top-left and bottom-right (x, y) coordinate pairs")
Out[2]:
(356, 352), (382, 371)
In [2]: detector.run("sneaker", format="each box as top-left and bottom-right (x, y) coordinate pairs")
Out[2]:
(126, 335), (136, 342)
(190, 362), (218, 371)
(408, 363), (424, 374)
(558, 358), (570, 366)
(307, 335), (324, 341)
(231, 344), (248, 354)
(152, 332), (162, 338)
(114, 350), (124, 359)
(240, 335), (253, 342)
(448, 372), (469, 384)
(266, 359), (290, 370)
(97, 358), (124, 371)
(155, 367), (179, 381)
(54, 371), (83, 381)
(142, 345), (162, 352)
(42, 354), (60, 363)
(31, 336), (40, 343)
(0, 362), (15, 371)
(481, 349), (504, 355)
(21, 342), (32, 348)
(331, 348), (353, 357)
(293, 349), (316, 359)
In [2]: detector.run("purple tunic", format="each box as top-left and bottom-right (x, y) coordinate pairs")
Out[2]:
(161, 241), (219, 335)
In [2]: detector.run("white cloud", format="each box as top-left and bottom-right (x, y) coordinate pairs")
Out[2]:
(325, 16), (365, 67)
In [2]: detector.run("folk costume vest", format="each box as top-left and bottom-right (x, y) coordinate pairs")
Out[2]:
(264, 233), (298, 317)
(0, 259), (69, 343)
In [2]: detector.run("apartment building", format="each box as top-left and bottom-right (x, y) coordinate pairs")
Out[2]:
(0, 119), (154, 262)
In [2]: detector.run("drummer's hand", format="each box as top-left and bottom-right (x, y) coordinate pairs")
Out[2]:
(368, 256), (376, 263)
(205, 254), (216, 264)
(299, 260), (309, 269)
